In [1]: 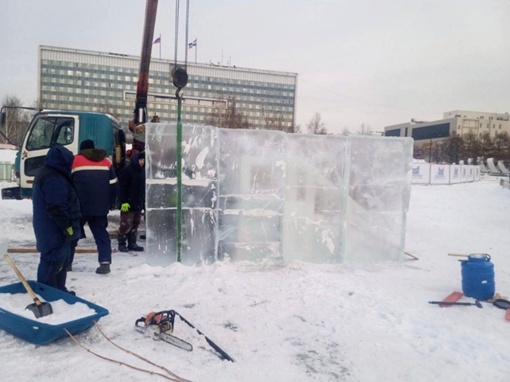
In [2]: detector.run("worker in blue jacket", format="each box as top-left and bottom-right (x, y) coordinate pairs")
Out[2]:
(32, 145), (81, 293)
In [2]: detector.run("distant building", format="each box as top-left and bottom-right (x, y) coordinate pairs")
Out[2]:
(38, 45), (298, 130)
(0, 143), (17, 151)
(384, 110), (510, 141)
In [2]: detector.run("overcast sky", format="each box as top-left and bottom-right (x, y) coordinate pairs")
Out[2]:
(1, 0), (509, 134)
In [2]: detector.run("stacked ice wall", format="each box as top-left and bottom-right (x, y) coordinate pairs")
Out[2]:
(145, 123), (413, 266)
(145, 125), (218, 266)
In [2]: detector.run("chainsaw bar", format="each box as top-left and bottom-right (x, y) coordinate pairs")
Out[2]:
(157, 330), (193, 351)
(135, 313), (193, 352)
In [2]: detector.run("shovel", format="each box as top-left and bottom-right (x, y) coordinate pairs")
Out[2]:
(429, 300), (483, 308)
(4, 254), (53, 318)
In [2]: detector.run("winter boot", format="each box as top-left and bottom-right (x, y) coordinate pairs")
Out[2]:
(95, 262), (111, 275)
(118, 234), (128, 253)
(128, 232), (144, 252)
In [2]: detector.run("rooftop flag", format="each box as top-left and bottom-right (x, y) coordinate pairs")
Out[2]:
(153, 36), (161, 44)
(188, 38), (197, 49)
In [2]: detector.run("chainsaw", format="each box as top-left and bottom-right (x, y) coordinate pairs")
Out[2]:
(135, 309), (235, 362)
(135, 310), (193, 351)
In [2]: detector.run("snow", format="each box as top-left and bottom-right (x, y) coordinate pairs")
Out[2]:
(1, 177), (510, 382)
(0, 293), (96, 324)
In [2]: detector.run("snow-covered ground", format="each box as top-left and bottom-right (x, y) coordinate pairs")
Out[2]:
(0, 176), (509, 382)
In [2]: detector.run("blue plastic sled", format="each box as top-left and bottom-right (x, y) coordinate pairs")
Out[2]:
(0, 281), (109, 345)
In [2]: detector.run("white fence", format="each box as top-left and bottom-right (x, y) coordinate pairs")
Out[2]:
(411, 163), (481, 185)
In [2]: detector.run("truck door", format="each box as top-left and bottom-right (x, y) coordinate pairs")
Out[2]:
(20, 115), (78, 189)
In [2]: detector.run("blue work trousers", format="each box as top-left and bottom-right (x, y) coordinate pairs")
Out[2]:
(37, 242), (70, 292)
(71, 215), (112, 264)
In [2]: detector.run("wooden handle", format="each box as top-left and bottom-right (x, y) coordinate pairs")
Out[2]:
(4, 253), (40, 304)
(448, 253), (468, 257)
(7, 247), (106, 253)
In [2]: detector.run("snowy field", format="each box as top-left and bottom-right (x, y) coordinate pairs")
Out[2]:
(0, 176), (509, 382)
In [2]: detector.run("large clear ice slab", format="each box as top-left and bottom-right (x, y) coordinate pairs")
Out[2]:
(145, 123), (218, 266)
(282, 134), (347, 263)
(344, 136), (413, 263)
(144, 123), (413, 265)
(217, 129), (286, 261)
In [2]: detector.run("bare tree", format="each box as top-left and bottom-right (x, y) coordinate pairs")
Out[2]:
(493, 132), (510, 162)
(359, 123), (372, 135)
(264, 113), (292, 132)
(306, 113), (327, 135)
(462, 132), (481, 162)
(99, 98), (121, 120)
(444, 133), (463, 164)
(479, 132), (494, 159)
(33, 98), (45, 110)
(206, 96), (249, 129)
(1, 95), (32, 146)
(419, 131), (510, 164)
(341, 126), (351, 136)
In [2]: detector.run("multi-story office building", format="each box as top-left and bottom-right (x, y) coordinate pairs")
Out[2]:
(384, 110), (510, 141)
(38, 45), (298, 130)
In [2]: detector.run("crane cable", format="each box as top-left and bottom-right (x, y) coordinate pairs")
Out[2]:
(184, 0), (190, 71)
(171, 0), (190, 263)
(173, 0), (179, 69)
(171, 0), (189, 92)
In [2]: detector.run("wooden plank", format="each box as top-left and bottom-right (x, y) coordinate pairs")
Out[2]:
(7, 247), (116, 254)
(439, 291), (463, 307)
(448, 253), (468, 257)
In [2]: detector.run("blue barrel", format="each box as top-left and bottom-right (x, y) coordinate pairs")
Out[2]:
(461, 254), (495, 300)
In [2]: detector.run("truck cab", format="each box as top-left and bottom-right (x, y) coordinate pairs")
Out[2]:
(2, 110), (126, 200)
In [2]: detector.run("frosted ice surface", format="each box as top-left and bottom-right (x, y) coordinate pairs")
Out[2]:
(145, 123), (218, 266)
(344, 136), (413, 263)
(218, 129), (286, 262)
(282, 134), (347, 263)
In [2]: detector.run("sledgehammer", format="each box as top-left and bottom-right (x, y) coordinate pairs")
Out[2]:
(429, 300), (483, 308)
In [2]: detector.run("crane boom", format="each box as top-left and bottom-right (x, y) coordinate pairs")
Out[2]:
(129, 0), (159, 155)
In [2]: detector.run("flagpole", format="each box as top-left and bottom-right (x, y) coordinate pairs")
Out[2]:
(159, 33), (161, 59)
(195, 40), (197, 64)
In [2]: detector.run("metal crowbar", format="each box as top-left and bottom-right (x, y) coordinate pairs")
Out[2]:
(429, 300), (483, 308)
